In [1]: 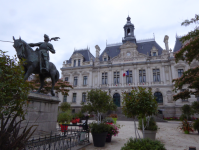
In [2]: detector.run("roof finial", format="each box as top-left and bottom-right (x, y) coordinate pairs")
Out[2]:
(127, 15), (131, 22)
(153, 33), (155, 40)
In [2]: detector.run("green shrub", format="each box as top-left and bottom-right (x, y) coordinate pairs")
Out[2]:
(59, 102), (71, 112)
(89, 123), (111, 133)
(138, 117), (158, 131)
(121, 138), (166, 150)
(193, 119), (199, 130)
(57, 110), (72, 124)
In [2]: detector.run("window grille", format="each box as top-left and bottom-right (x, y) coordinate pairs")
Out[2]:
(154, 92), (163, 103)
(102, 72), (108, 84)
(181, 89), (188, 102)
(153, 69), (160, 82)
(114, 72), (120, 84)
(178, 69), (184, 78)
(74, 77), (78, 86)
(139, 70), (146, 83)
(126, 71), (132, 84)
(83, 76), (87, 85)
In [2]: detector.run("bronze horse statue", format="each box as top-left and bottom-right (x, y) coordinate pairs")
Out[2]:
(13, 36), (59, 96)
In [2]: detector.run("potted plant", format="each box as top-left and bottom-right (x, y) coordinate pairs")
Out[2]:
(138, 117), (158, 140)
(57, 110), (72, 132)
(178, 119), (194, 134)
(89, 123), (110, 147)
(109, 114), (118, 124)
(58, 102), (72, 131)
(103, 117), (114, 125)
(71, 117), (80, 125)
(193, 119), (199, 134)
(122, 87), (158, 140)
(106, 124), (120, 142)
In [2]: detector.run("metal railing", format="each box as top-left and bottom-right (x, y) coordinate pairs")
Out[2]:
(24, 124), (90, 150)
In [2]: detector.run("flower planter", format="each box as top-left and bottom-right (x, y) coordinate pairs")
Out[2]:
(112, 118), (117, 124)
(60, 124), (68, 132)
(106, 122), (113, 125)
(106, 134), (112, 142)
(184, 130), (189, 134)
(92, 132), (107, 147)
(143, 130), (157, 140)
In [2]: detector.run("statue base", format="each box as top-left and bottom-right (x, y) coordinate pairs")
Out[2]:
(22, 92), (60, 136)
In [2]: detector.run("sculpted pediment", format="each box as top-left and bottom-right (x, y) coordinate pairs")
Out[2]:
(120, 41), (137, 49)
(82, 71), (90, 75)
(174, 63), (186, 68)
(71, 53), (84, 59)
(63, 72), (70, 76)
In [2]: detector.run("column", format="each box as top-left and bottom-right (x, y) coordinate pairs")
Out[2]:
(89, 69), (93, 88)
(79, 71), (82, 87)
(161, 65), (166, 84)
(98, 69), (100, 87)
(147, 66), (151, 86)
(134, 67), (137, 86)
(109, 67), (112, 86)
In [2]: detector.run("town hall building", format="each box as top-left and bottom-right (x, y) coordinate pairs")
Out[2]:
(60, 16), (199, 117)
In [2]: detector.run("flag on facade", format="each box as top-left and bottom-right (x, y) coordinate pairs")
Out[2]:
(123, 70), (129, 77)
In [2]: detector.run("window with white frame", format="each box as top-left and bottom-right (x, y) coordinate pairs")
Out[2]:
(82, 93), (86, 102)
(126, 71), (132, 84)
(114, 72), (120, 84)
(153, 69), (160, 82)
(73, 60), (76, 67)
(178, 69), (184, 78)
(83, 76), (87, 85)
(63, 95), (67, 102)
(139, 70), (146, 82)
(78, 59), (80, 66)
(102, 72), (108, 84)
(74, 77), (78, 86)
(72, 93), (76, 103)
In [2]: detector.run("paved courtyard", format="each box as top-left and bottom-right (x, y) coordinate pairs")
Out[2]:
(80, 120), (199, 150)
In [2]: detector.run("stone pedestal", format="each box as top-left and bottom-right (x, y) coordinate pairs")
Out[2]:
(22, 92), (60, 136)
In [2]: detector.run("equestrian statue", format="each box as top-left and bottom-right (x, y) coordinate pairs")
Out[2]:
(13, 34), (60, 96)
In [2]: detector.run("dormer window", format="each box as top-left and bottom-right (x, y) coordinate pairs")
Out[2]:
(73, 60), (76, 67)
(78, 59), (80, 66)
(104, 58), (107, 61)
(153, 52), (156, 56)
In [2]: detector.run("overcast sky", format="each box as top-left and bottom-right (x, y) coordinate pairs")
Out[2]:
(0, 0), (198, 76)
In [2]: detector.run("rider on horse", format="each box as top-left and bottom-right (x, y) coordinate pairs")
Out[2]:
(28, 34), (55, 74)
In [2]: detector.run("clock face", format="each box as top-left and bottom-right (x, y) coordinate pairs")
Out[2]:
(127, 52), (130, 56)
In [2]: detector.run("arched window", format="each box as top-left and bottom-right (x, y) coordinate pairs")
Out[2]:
(127, 28), (131, 35)
(154, 92), (163, 103)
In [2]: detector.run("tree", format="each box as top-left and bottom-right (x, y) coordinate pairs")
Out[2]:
(81, 89), (117, 124)
(173, 14), (199, 101)
(28, 74), (73, 96)
(122, 87), (158, 139)
(0, 50), (30, 116)
(0, 50), (36, 149)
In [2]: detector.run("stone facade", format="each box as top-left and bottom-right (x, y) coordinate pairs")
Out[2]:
(59, 16), (199, 117)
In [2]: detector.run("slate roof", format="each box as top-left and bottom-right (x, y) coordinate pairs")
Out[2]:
(173, 37), (182, 53)
(99, 40), (163, 61)
(67, 49), (95, 63)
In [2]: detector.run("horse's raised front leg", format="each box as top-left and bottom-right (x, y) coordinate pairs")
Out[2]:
(36, 74), (45, 94)
(24, 65), (34, 81)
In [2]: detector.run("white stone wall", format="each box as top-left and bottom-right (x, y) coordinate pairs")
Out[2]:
(59, 40), (199, 117)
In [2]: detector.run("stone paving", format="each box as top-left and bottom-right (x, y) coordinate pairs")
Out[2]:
(79, 120), (199, 150)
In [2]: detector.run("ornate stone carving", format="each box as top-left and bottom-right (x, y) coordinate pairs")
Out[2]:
(120, 41), (137, 49)
(167, 91), (173, 103)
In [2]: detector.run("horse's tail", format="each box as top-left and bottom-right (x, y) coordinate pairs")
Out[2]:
(55, 70), (60, 83)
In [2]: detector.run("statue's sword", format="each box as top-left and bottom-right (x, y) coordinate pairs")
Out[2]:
(0, 40), (13, 43)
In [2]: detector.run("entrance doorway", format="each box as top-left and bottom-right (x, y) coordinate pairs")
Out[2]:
(113, 93), (120, 107)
